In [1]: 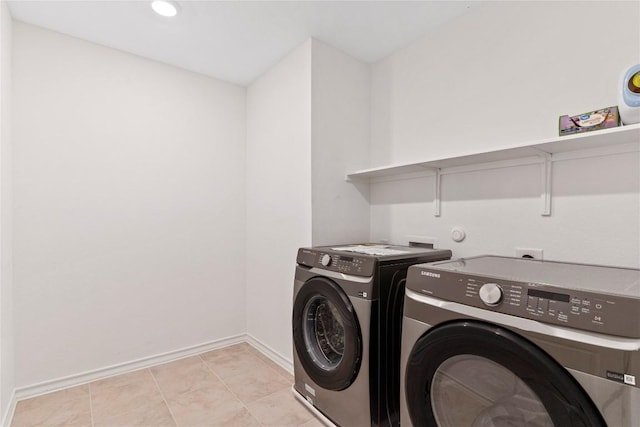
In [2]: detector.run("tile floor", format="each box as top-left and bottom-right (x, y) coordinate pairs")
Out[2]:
(11, 343), (323, 427)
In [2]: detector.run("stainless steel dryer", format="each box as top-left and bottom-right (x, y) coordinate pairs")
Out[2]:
(400, 256), (640, 427)
(292, 244), (451, 427)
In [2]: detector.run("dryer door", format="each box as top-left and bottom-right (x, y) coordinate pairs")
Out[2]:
(292, 276), (362, 391)
(405, 320), (605, 427)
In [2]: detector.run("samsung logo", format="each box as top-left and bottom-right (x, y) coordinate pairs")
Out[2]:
(607, 371), (637, 386)
(421, 271), (440, 278)
(606, 371), (624, 382)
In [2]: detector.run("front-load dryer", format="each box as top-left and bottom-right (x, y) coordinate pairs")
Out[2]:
(292, 244), (451, 427)
(400, 256), (640, 427)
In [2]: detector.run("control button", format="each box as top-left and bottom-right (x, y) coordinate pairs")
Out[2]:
(582, 299), (591, 306)
(527, 296), (538, 309)
(479, 283), (503, 306)
(595, 303), (603, 310)
(537, 298), (549, 312)
(507, 286), (522, 295)
(571, 297), (581, 305)
(321, 254), (332, 267)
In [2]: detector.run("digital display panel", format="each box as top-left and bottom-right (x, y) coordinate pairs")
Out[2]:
(528, 289), (570, 303)
(340, 256), (354, 262)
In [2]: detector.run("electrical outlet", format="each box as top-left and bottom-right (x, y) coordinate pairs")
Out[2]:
(515, 248), (543, 260)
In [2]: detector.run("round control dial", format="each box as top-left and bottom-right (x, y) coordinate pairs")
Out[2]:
(479, 283), (503, 306)
(321, 254), (332, 267)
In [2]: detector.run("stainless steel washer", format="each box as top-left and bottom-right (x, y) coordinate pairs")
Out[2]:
(400, 256), (640, 427)
(292, 244), (451, 427)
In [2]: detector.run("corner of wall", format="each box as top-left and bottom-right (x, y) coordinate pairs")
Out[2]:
(309, 39), (372, 245)
(0, 0), (14, 422)
(245, 37), (313, 362)
(0, 389), (15, 427)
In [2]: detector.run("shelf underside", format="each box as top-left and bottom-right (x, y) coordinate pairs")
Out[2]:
(347, 124), (640, 181)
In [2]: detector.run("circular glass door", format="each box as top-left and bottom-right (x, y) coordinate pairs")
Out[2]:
(431, 355), (552, 426)
(405, 320), (605, 427)
(302, 295), (345, 370)
(293, 277), (362, 391)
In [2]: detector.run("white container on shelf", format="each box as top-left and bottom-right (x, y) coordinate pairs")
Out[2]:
(619, 64), (640, 125)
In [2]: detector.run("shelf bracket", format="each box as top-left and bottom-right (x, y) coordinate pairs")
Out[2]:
(434, 168), (442, 217)
(533, 149), (552, 216)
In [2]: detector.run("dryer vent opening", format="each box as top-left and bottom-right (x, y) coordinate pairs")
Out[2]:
(409, 241), (434, 249)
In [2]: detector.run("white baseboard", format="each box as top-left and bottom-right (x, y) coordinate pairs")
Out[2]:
(13, 333), (246, 402)
(7, 333), (295, 427)
(245, 334), (293, 374)
(1, 390), (16, 427)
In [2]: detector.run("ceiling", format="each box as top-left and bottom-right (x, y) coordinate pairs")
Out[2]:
(7, 1), (479, 86)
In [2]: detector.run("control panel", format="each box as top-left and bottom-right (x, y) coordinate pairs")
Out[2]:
(297, 249), (376, 277)
(407, 267), (640, 339)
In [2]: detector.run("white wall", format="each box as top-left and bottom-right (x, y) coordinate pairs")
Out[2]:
(245, 39), (374, 365)
(311, 39), (370, 246)
(7, 0), (639, 399)
(0, 0), (14, 420)
(245, 41), (312, 364)
(369, 1), (640, 267)
(372, 1), (639, 164)
(12, 23), (247, 388)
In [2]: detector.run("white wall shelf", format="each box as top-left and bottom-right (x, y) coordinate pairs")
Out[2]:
(346, 124), (640, 216)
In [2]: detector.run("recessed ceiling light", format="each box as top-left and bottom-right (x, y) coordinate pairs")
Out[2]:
(151, 0), (179, 17)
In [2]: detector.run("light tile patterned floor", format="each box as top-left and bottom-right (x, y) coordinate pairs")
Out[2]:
(11, 343), (323, 427)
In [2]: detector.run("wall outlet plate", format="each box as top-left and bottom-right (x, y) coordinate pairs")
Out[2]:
(515, 248), (543, 260)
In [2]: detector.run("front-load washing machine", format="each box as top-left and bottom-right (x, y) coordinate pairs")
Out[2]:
(400, 256), (640, 427)
(292, 244), (452, 427)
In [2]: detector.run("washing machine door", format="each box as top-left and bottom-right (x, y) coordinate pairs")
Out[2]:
(292, 276), (362, 391)
(405, 320), (605, 427)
